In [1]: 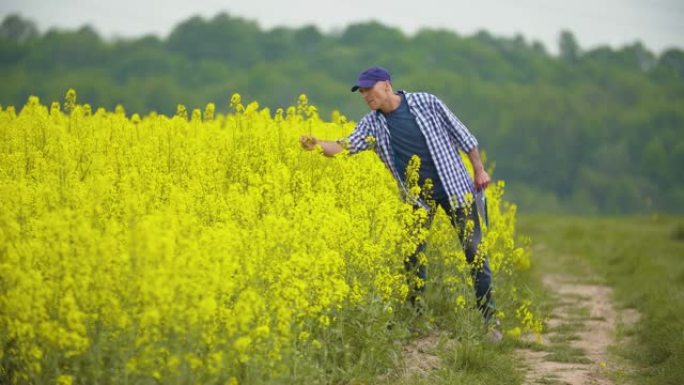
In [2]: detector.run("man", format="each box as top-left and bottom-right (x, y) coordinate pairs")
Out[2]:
(300, 66), (499, 338)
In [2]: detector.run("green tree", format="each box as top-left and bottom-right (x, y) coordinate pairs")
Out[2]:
(0, 14), (38, 42)
(559, 30), (579, 63)
(166, 13), (262, 67)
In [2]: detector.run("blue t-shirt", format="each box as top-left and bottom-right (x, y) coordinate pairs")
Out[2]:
(382, 93), (447, 201)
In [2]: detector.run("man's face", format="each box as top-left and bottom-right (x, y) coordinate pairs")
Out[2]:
(358, 80), (391, 111)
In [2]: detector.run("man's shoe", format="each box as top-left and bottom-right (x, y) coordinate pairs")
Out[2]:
(486, 327), (503, 344)
(485, 319), (503, 344)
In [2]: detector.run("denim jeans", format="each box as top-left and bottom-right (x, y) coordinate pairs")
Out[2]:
(404, 197), (495, 323)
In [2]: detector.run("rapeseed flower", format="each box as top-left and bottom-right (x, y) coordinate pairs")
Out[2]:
(0, 93), (539, 384)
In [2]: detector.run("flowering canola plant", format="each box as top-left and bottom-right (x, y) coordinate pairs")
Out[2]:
(0, 91), (541, 384)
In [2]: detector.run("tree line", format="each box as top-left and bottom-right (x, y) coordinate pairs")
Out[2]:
(1, 13), (682, 214)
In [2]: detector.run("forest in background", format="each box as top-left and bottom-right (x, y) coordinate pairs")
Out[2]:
(1, 13), (682, 214)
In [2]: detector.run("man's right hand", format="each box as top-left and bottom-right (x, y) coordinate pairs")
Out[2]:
(300, 136), (344, 157)
(299, 135), (318, 150)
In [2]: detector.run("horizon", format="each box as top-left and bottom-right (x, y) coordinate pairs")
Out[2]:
(1, 0), (683, 55)
(0, 11), (678, 58)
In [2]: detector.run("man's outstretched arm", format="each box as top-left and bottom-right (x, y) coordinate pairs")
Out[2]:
(300, 135), (344, 157)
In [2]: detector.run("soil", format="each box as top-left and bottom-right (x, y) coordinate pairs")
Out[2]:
(401, 330), (444, 375)
(516, 274), (640, 385)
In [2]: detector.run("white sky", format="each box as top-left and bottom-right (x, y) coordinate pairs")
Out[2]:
(1, 0), (683, 54)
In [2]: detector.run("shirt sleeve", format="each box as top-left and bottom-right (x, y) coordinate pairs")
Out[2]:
(337, 114), (375, 155)
(434, 96), (478, 153)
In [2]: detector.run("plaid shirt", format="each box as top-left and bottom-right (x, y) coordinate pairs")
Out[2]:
(340, 91), (478, 209)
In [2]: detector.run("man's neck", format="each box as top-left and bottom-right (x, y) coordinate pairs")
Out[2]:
(380, 93), (402, 114)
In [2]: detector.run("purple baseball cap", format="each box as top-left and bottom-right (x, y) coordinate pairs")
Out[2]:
(350, 66), (391, 92)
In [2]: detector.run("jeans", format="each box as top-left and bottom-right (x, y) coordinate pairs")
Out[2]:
(404, 197), (495, 323)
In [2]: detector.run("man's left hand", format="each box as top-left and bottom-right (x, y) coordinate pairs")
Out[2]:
(474, 169), (491, 191)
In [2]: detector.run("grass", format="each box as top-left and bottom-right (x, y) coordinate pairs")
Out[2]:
(518, 214), (684, 385)
(375, 334), (524, 385)
(365, 303), (526, 385)
(258, 214), (684, 385)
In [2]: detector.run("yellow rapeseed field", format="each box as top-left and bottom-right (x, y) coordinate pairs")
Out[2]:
(0, 90), (540, 384)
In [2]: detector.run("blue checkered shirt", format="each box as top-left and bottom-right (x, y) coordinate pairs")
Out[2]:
(340, 91), (478, 209)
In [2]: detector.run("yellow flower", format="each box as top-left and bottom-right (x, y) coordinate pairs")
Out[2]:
(255, 325), (270, 338)
(0, 92), (535, 384)
(298, 331), (310, 342)
(456, 295), (466, 308)
(233, 336), (252, 352)
(56, 375), (73, 385)
(506, 327), (522, 339)
(203, 102), (215, 121)
(64, 88), (77, 113)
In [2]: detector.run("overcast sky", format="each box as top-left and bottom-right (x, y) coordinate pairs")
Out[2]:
(1, 0), (682, 55)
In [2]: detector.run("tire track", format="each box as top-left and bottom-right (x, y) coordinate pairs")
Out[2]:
(517, 274), (635, 385)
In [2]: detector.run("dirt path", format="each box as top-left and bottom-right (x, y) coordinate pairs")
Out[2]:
(517, 273), (639, 385)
